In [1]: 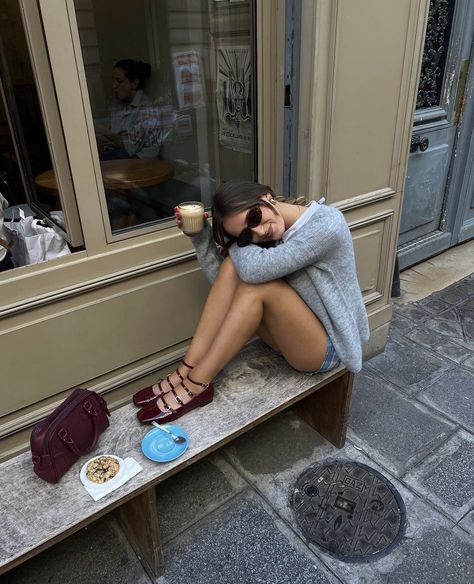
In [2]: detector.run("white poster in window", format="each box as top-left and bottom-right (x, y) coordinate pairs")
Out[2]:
(217, 46), (252, 153)
(172, 51), (205, 110)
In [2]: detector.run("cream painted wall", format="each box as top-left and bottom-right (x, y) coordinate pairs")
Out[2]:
(0, 0), (429, 460)
(299, 0), (429, 351)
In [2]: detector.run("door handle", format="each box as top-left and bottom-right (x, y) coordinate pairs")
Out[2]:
(410, 135), (429, 153)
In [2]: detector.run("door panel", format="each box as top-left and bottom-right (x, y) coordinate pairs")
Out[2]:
(351, 215), (390, 305)
(328, 0), (412, 201)
(346, 195), (400, 312)
(398, 0), (474, 268)
(451, 27), (474, 243)
(454, 100), (474, 242)
(400, 124), (455, 241)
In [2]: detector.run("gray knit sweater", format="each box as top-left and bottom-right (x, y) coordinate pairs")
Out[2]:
(190, 202), (370, 372)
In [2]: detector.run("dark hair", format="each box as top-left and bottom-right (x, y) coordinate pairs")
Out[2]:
(211, 179), (276, 249)
(113, 59), (151, 89)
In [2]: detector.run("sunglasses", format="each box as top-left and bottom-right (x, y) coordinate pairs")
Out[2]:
(237, 204), (263, 247)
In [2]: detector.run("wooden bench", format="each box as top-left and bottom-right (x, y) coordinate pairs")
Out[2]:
(0, 341), (354, 579)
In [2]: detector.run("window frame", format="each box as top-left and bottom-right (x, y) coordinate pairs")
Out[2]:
(66, 0), (268, 244)
(17, 0), (84, 247)
(0, 0), (284, 311)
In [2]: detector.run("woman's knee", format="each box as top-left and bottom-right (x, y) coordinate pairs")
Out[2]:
(235, 277), (286, 299)
(219, 255), (240, 280)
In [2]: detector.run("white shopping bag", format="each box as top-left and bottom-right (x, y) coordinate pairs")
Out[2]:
(3, 209), (71, 267)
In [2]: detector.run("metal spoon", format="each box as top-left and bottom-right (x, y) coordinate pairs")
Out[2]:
(152, 421), (187, 444)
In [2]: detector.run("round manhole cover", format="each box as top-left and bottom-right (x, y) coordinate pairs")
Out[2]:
(292, 460), (406, 562)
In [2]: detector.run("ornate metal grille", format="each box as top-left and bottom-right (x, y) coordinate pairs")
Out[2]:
(416, 0), (456, 109)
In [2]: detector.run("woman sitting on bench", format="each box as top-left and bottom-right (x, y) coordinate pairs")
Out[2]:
(133, 179), (369, 424)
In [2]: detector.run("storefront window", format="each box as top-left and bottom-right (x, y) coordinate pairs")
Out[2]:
(74, 0), (256, 234)
(0, 0), (81, 271)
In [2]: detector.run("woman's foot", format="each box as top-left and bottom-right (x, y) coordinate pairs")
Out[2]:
(137, 375), (214, 424)
(132, 360), (194, 406)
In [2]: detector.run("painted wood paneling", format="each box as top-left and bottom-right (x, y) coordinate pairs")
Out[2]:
(328, 0), (413, 201)
(0, 266), (209, 417)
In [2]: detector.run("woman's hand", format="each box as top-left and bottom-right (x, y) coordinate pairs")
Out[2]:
(174, 207), (209, 233)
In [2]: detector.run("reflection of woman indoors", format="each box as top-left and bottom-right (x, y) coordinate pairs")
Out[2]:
(98, 59), (171, 160)
(97, 59), (173, 228)
(98, 59), (199, 226)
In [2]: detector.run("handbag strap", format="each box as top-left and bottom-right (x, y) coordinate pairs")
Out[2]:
(57, 400), (102, 456)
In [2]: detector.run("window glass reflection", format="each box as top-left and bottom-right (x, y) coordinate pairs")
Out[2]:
(74, 0), (256, 234)
(0, 0), (75, 271)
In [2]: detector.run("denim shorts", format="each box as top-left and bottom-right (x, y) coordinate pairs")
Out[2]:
(306, 336), (341, 375)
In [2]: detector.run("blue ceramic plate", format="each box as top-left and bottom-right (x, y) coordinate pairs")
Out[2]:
(141, 424), (189, 462)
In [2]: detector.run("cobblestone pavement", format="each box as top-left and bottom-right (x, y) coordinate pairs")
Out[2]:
(2, 274), (473, 584)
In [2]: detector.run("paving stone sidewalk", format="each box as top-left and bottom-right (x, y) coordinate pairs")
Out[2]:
(2, 274), (473, 584)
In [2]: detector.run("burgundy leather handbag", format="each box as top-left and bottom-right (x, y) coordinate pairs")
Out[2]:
(30, 388), (110, 483)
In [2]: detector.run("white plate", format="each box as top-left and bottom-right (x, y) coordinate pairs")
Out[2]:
(80, 454), (125, 489)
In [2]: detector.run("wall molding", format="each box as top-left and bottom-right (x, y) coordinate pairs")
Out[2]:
(0, 251), (197, 319)
(346, 207), (395, 230)
(0, 345), (187, 440)
(363, 291), (384, 306)
(334, 188), (395, 213)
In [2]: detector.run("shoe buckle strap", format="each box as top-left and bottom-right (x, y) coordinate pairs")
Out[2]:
(160, 395), (175, 413)
(181, 381), (195, 399)
(171, 388), (184, 406)
(187, 375), (210, 390)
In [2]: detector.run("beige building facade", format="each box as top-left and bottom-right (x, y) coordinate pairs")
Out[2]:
(0, 0), (429, 460)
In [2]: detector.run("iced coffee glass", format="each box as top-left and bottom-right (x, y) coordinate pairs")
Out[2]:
(178, 201), (205, 235)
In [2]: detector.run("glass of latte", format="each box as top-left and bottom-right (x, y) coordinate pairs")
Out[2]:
(178, 201), (205, 235)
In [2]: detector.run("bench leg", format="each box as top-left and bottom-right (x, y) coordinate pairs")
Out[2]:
(117, 487), (164, 578)
(294, 371), (354, 448)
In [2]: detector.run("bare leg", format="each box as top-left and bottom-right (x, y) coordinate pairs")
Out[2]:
(156, 277), (328, 412)
(194, 279), (327, 380)
(152, 257), (277, 393)
(186, 257), (279, 361)
(148, 257), (240, 394)
(185, 257), (242, 364)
